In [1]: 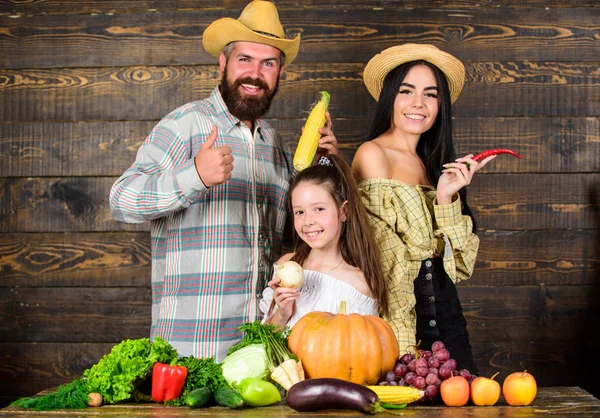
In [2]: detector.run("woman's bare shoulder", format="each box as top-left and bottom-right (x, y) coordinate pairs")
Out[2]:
(352, 141), (389, 180)
(355, 140), (386, 157)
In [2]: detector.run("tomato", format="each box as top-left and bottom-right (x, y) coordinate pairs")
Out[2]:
(237, 377), (281, 406)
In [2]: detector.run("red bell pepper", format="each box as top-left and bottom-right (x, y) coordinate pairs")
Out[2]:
(151, 360), (188, 402)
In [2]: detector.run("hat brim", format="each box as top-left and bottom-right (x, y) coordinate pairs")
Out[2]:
(363, 44), (465, 104)
(203, 18), (300, 66)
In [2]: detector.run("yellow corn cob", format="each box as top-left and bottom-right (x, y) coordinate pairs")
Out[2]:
(367, 385), (423, 405)
(293, 91), (331, 171)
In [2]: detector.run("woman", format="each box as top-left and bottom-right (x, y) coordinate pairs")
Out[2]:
(352, 44), (495, 373)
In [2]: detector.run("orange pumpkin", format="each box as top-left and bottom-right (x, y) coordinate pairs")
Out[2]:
(287, 302), (399, 385)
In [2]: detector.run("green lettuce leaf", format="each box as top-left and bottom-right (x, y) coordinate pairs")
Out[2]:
(83, 337), (177, 404)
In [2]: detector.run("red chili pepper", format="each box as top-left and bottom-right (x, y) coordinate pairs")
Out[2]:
(472, 148), (523, 162)
(151, 361), (188, 403)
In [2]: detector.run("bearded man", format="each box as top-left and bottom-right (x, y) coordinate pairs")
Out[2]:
(109, 1), (337, 360)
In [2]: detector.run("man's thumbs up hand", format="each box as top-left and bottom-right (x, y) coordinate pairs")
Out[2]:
(200, 125), (220, 150)
(194, 126), (234, 187)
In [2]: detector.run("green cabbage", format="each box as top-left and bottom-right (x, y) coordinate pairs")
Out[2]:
(221, 344), (270, 387)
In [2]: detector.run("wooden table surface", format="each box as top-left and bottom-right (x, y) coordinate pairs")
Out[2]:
(2, 387), (599, 417)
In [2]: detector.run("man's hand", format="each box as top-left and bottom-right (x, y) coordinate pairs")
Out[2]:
(194, 126), (234, 187)
(315, 112), (338, 159)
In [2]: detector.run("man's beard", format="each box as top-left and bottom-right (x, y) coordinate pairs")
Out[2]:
(220, 74), (279, 122)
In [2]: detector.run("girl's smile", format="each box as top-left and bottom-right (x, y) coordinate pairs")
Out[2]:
(304, 230), (324, 238)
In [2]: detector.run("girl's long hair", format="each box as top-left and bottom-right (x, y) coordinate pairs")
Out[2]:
(287, 154), (389, 316)
(363, 60), (477, 230)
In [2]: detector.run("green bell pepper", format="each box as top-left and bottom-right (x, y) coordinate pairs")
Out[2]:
(237, 377), (281, 407)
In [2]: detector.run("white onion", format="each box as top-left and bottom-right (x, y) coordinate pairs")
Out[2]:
(275, 261), (304, 289)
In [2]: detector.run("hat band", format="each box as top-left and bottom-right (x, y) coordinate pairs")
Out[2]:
(253, 30), (282, 39)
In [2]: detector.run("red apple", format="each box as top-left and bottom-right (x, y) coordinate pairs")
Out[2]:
(440, 375), (470, 407)
(470, 372), (501, 406)
(502, 371), (537, 406)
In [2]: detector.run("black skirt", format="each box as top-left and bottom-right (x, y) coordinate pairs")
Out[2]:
(414, 257), (479, 375)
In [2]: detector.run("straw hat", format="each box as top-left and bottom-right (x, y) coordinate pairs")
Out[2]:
(363, 43), (465, 104)
(202, 1), (300, 66)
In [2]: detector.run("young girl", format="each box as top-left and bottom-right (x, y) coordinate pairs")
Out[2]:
(352, 44), (496, 374)
(260, 154), (389, 330)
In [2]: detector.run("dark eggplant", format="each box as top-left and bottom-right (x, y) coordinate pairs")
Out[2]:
(286, 378), (382, 415)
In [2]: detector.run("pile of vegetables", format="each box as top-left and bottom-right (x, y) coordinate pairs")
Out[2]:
(11, 337), (224, 411)
(12, 316), (426, 414)
(11, 322), (302, 411)
(223, 321), (304, 391)
(215, 321), (306, 407)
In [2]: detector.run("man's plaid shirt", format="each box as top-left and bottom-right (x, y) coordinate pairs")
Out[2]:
(110, 88), (294, 361)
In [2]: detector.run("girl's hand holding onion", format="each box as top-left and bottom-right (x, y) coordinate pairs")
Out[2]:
(268, 262), (304, 321)
(267, 277), (300, 321)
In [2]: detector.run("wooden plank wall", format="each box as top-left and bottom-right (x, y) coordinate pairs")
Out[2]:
(1, 0), (599, 407)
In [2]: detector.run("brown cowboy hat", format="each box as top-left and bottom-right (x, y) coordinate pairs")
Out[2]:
(202, 1), (301, 66)
(363, 43), (465, 104)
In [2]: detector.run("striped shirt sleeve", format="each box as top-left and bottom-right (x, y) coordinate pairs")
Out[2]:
(109, 111), (209, 223)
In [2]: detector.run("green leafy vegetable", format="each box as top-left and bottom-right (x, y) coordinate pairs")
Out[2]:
(227, 321), (297, 371)
(11, 337), (178, 410)
(11, 379), (89, 411)
(166, 356), (228, 406)
(222, 344), (270, 387)
(84, 337), (177, 404)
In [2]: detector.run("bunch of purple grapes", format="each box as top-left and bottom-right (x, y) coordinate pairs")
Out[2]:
(378, 341), (476, 402)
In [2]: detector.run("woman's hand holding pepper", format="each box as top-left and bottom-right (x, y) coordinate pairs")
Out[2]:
(436, 153), (496, 205)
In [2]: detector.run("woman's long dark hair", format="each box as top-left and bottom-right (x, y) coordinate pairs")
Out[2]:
(363, 60), (476, 231)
